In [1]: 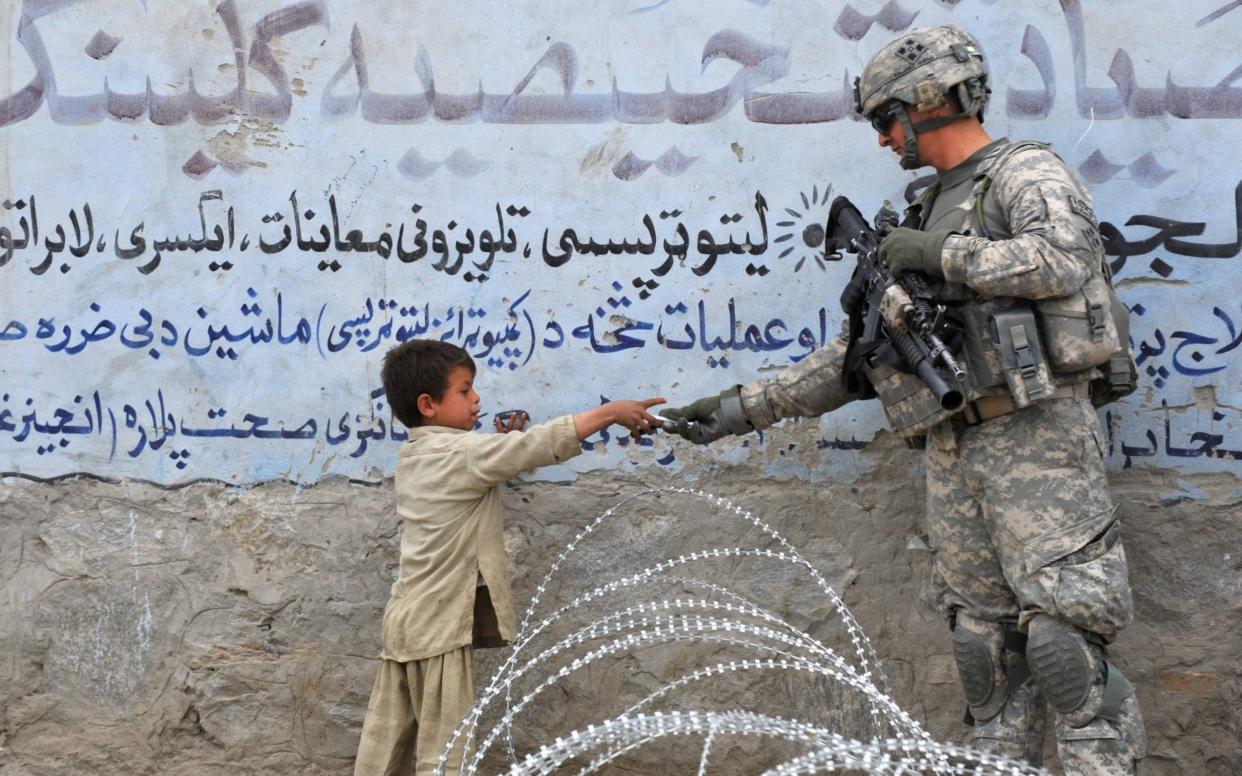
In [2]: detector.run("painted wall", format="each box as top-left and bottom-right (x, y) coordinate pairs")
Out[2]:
(4, 0), (1241, 486)
(3, 2), (1242, 774)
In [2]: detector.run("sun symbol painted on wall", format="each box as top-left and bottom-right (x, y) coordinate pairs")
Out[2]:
(773, 183), (841, 272)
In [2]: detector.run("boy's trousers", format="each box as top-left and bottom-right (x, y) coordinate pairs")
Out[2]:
(354, 646), (474, 776)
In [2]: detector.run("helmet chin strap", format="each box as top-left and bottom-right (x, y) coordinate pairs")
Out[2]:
(893, 100), (976, 170)
(911, 112), (972, 133)
(893, 104), (922, 170)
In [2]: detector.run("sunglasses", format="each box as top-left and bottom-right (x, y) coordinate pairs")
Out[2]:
(868, 103), (900, 133)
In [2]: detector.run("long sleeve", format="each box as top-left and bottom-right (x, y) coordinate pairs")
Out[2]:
(940, 147), (1102, 300)
(740, 324), (856, 430)
(465, 414), (581, 486)
(383, 416), (582, 661)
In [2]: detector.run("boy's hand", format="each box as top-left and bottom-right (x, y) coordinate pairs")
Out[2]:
(574, 398), (665, 441)
(606, 397), (666, 438)
(493, 410), (529, 433)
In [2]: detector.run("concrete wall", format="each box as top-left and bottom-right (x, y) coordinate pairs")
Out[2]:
(2, 0), (1240, 773)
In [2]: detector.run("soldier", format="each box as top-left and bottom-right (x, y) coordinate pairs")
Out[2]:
(662, 24), (1146, 775)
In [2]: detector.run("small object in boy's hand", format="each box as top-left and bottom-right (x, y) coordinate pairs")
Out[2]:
(653, 413), (691, 428)
(493, 410), (529, 432)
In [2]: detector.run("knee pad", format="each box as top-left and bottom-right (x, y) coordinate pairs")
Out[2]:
(1027, 614), (1100, 716)
(953, 613), (1025, 723)
(1027, 613), (1134, 729)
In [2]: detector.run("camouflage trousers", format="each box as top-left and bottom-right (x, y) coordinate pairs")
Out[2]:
(924, 397), (1146, 774)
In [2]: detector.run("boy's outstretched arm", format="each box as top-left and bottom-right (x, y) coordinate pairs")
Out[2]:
(573, 398), (665, 440)
(466, 398), (666, 487)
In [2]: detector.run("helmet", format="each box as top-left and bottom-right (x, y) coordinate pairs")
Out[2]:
(854, 25), (989, 120)
(853, 25), (991, 169)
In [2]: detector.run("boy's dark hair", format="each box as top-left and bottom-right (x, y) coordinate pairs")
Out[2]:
(381, 340), (476, 427)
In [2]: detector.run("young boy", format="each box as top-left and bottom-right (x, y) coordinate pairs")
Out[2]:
(354, 339), (663, 776)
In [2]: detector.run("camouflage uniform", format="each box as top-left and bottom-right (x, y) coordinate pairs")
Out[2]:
(738, 25), (1146, 776)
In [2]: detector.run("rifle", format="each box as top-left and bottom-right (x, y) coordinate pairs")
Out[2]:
(826, 195), (967, 412)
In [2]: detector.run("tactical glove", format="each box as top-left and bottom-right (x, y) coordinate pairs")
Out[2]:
(661, 385), (753, 445)
(878, 227), (951, 278)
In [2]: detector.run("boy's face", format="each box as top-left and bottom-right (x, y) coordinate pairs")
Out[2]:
(419, 365), (479, 430)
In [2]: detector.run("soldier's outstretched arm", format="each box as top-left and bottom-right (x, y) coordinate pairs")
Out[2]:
(739, 329), (856, 430)
(664, 327), (857, 446)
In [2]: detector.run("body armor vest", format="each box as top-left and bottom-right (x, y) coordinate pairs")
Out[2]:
(862, 141), (1133, 438)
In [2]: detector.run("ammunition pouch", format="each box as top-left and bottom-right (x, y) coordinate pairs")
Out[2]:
(989, 306), (1057, 408)
(1035, 272), (1120, 372)
(863, 357), (959, 438)
(1094, 350), (1139, 408)
(1037, 274), (1138, 408)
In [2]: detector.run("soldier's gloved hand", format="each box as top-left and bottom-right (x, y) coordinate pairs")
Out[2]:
(661, 385), (754, 445)
(878, 227), (951, 278)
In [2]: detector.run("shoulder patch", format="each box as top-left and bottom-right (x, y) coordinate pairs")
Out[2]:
(1069, 195), (1097, 224)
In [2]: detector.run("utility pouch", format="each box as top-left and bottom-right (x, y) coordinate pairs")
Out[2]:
(1091, 290), (1139, 407)
(862, 357), (957, 438)
(1095, 354), (1138, 408)
(956, 301), (1008, 393)
(1035, 272), (1121, 372)
(990, 307), (1057, 408)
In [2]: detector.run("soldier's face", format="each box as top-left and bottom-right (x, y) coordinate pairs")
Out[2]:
(877, 104), (941, 164)
(877, 114), (906, 158)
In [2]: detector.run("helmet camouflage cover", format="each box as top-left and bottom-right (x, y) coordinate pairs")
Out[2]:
(854, 24), (989, 120)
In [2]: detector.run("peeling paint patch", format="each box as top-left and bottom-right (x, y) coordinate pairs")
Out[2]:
(203, 118), (284, 170)
(579, 128), (626, 177)
(1160, 480), (1207, 504)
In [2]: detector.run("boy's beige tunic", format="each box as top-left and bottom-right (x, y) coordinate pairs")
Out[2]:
(381, 415), (581, 662)
(356, 416), (582, 775)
